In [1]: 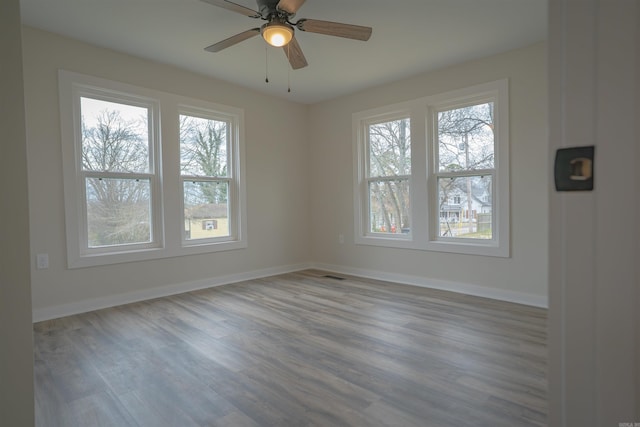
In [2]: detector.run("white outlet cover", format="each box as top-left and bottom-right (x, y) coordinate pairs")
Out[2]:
(36, 253), (49, 269)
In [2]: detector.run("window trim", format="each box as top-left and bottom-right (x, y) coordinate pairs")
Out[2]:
(353, 80), (509, 257)
(363, 110), (414, 241)
(178, 105), (243, 247)
(74, 88), (163, 255)
(59, 70), (247, 268)
(353, 103), (422, 249)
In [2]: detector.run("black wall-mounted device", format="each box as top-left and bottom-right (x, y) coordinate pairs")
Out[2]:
(554, 146), (595, 191)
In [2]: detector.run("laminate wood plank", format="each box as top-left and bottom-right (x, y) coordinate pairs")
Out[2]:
(213, 410), (262, 427)
(116, 389), (198, 427)
(210, 368), (312, 426)
(36, 336), (110, 404)
(363, 399), (452, 427)
(66, 389), (139, 427)
(34, 269), (547, 426)
(117, 367), (231, 427)
(34, 357), (81, 427)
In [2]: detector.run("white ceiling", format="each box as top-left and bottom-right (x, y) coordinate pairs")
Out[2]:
(19, 0), (547, 104)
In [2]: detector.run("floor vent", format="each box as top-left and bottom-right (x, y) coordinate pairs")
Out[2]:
(323, 274), (345, 281)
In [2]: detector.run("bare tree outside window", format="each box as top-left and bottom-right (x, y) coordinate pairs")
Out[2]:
(179, 114), (231, 240)
(353, 80), (507, 256)
(180, 116), (228, 179)
(80, 98), (152, 247)
(437, 102), (495, 239)
(61, 72), (248, 267)
(367, 118), (411, 234)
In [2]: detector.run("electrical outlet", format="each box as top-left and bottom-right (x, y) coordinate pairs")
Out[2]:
(338, 234), (344, 244)
(36, 253), (49, 270)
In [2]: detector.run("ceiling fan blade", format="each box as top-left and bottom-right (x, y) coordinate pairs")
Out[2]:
(200, 0), (261, 18)
(283, 37), (308, 69)
(204, 28), (261, 52)
(276, 0), (306, 15)
(296, 19), (372, 41)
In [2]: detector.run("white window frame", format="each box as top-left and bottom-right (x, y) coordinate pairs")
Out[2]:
(353, 80), (509, 257)
(361, 110), (414, 243)
(59, 70), (247, 268)
(178, 105), (242, 247)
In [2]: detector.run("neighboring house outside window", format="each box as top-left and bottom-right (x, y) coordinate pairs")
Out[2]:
(59, 71), (246, 268)
(435, 99), (496, 240)
(354, 80), (509, 257)
(179, 108), (239, 245)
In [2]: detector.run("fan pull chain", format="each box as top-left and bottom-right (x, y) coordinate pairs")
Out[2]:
(287, 43), (291, 93)
(265, 46), (269, 83)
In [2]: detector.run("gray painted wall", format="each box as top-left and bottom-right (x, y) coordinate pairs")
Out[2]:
(548, 0), (639, 424)
(0, 0), (35, 425)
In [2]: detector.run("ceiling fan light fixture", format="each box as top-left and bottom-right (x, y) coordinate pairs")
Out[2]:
(201, 0), (373, 71)
(262, 21), (294, 47)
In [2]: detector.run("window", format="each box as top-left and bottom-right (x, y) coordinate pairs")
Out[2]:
(354, 80), (509, 257)
(179, 109), (238, 244)
(435, 101), (495, 240)
(82, 99), (155, 249)
(59, 71), (246, 268)
(67, 86), (162, 257)
(365, 116), (411, 236)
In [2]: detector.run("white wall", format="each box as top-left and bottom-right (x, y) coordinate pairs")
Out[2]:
(0, 0), (35, 425)
(308, 43), (548, 305)
(23, 27), (311, 319)
(548, 0), (639, 425)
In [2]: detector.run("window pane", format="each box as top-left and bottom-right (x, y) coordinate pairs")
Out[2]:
(437, 103), (494, 172)
(368, 118), (411, 177)
(80, 97), (150, 173)
(183, 181), (229, 240)
(437, 175), (492, 239)
(369, 180), (410, 234)
(180, 115), (229, 177)
(86, 178), (151, 247)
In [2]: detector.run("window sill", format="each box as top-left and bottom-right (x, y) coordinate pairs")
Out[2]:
(355, 236), (509, 258)
(68, 240), (247, 269)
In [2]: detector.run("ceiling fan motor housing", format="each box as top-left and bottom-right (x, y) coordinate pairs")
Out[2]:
(257, 0), (291, 20)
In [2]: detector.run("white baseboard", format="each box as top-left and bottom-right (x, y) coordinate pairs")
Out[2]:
(33, 261), (547, 322)
(310, 263), (548, 309)
(32, 262), (313, 322)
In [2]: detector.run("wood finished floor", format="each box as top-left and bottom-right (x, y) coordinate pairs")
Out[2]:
(34, 270), (547, 427)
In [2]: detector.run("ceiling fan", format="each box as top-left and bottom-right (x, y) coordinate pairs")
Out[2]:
(201, 0), (373, 70)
